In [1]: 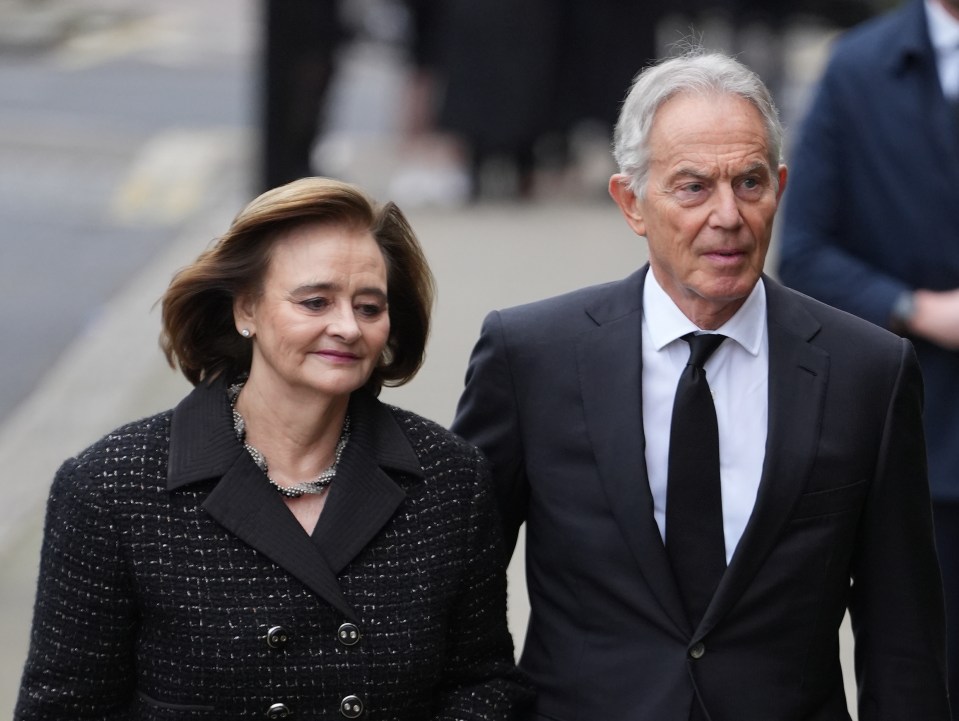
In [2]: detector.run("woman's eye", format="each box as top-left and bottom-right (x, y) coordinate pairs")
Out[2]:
(300, 297), (330, 311)
(356, 303), (386, 318)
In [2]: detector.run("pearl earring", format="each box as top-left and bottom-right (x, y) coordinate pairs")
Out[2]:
(240, 328), (251, 338)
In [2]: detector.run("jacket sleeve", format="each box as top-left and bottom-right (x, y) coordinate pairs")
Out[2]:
(431, 451), (534, 720)
(776, 55), (908, 329)
(451, 310), (528, 556)
(849, 339), (950, 720)
(15, 457), (137, 721)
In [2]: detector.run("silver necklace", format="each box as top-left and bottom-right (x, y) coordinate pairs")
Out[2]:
(227, 381), (350, 498)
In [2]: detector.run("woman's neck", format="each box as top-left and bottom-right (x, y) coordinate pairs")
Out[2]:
(234, 376), (350, 483)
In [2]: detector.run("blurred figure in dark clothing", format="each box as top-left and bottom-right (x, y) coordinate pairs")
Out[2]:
(416, 0), (662, 200)
(259, 0), (343, 193)
(428, 0), (559, 199)
(553, 0), (663, 162)
(666, 0), (877, 106)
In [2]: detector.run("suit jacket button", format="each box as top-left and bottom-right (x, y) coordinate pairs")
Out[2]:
(267, 702), (291, 718)
(340, 694), (364, 718)
(689, 642), (706, 659)
(337, 622), (361, 646)
(266, 625), (290, 649)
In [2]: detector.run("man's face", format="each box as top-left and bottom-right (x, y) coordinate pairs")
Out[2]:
(610, 92), (787, 329)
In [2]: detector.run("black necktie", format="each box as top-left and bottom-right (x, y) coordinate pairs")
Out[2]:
(666, 332), (727, 628)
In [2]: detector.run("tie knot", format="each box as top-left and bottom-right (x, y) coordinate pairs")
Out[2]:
(683, 332), (725, 369)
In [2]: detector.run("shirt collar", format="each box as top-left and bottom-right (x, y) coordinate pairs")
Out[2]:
(643, 268), (767, 356)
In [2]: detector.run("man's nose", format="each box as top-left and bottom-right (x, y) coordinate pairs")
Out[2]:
(709, 185), (744, 229)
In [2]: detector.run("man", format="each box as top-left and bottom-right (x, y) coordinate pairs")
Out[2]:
(453, 51), (950, 720)
(777, 0), (959, 712)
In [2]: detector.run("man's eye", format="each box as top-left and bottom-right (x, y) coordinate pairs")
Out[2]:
(684, 183), (704, 193)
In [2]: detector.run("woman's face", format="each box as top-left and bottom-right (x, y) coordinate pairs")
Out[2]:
(235, 221), (390, 402)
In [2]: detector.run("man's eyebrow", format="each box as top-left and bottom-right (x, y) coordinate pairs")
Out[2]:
(668, 166), (714, 184)
(739, 161), (771, 177)
(667, 161), (771, 184)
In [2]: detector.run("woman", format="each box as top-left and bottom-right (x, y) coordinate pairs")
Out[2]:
(15, 178), (531, 720)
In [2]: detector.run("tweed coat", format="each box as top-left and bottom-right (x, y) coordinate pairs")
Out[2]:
(15, 377), (531, 720)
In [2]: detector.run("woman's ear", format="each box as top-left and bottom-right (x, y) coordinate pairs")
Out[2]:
(233, 294), (256, 337)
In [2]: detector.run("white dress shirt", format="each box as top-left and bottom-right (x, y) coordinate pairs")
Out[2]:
(642, 271), (768, 565)
(927, 0), (959, 101)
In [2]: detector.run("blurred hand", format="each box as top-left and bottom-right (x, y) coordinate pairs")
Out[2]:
(911, 289), (959, 350)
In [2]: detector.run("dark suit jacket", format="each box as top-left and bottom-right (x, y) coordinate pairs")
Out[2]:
(16, 378), (531, 720)
(452, 268), (948, 720)
(777, 0), (959, 501)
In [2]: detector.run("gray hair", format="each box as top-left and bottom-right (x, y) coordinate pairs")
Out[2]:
(612, 50), (784, 197)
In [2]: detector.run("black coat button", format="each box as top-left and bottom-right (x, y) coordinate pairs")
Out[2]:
(267, 702), (291, 718)
(337, 622), (361, 646)
(689, 642), (706, 659)
(340, 694), (364, 718)
(266, 626), (289, 649)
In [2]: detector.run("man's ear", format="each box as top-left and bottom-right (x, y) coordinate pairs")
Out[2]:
(776, 164), (788, 202)
(608, 174), (647, 237)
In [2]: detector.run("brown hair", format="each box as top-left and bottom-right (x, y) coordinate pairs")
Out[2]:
(160, 177), (435, 393)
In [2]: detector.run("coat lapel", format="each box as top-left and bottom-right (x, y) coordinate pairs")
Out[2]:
(202, 452), (360, 620)
(168, 380), (417, 622)
(577, 268), (690, 635)
(698, 277), (829, 635)
(311, 392), (416, 574)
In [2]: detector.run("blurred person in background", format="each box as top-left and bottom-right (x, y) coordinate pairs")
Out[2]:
(15, 177), (531, 720)
(454, 49), (949, 720)
(777, 0), (959, 713)
(259, 0), (343, 193)
(405, 0), (663, 201)
(664, 0), (877, 110)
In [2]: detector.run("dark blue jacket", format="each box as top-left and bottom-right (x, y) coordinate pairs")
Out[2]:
(453, 269), (948, 720)
(778, 0), (959, 500)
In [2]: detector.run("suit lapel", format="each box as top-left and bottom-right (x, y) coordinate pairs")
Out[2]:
(699, 278), (829, 635)
(578, 268), (690, 635)
(168, 381), (417, 622)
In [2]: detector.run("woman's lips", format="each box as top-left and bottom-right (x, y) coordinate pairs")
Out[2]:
(315, 349), (359, 362)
